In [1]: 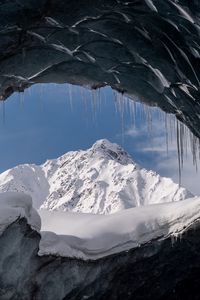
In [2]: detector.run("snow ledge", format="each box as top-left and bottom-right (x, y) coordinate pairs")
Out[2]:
(1, 192), (200, 260)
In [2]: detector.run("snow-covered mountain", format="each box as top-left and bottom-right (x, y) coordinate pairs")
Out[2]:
(0, 139), (193, 214)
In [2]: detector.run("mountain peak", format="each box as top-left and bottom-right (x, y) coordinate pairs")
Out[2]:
(0, 140), (193, 214)
(90, 139), (132, 165)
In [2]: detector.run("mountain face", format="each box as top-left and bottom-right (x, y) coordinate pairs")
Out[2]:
(0, 140), (192, 214)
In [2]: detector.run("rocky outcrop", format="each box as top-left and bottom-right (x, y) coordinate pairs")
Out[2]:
(0, 216), (200, 300)
(0, 0), (200, 138)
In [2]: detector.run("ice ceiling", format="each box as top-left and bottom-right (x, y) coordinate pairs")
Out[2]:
(0, 0), (200, 138)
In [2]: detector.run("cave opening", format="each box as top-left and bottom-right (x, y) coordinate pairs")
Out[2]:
(0, 83), (199, 193)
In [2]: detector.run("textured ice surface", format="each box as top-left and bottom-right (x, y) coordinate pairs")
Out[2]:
(1, 0), (200, 140)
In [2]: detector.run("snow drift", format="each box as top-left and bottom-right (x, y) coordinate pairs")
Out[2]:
(39, 196), (200, 259)
(0, 191), (200, 260)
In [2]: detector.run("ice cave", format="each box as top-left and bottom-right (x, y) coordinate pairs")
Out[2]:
(0, 1), (200, 299)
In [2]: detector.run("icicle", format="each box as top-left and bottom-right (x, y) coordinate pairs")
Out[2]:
(120, 93), (125, 145)
(180, 123), (184, 167)
(68, 84), (73, 111)
(96, 88), (101, 113)
(129, 98), (135, 128)
(147, 105), (153, 137)
(97, 88), (101, 113)
(91, 89), (97, 122)
(176, 120), (182, 186)
(189, 132), (198, 171)
(101, 87), (107, 107)
(171, 235), (175, 247)
(165, 114), (169, 155)
(184, 125), (189, 159)
(80, 86), (85, 111)
(114, 91), (118, 115)
(81, 86), (88, 117)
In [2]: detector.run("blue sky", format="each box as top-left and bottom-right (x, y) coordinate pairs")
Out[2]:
(0, 83), (199, 195)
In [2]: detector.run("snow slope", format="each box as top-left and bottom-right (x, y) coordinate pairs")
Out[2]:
(0, 140), (193, 214)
